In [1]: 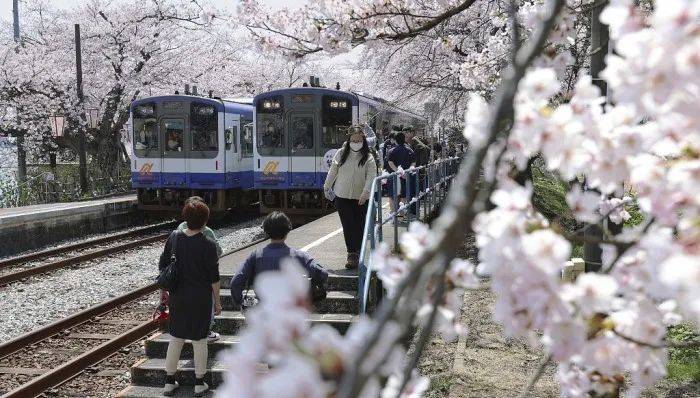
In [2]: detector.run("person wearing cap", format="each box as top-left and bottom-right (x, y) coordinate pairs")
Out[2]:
(404, 127), (430, 217)
(387, 131), (416, 217)
(323, 126), (377, 269)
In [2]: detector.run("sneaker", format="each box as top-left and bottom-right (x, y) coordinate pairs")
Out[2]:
(207, 331), (220, 343)
(345, 252), (359, 270)
(194, 380), (210, 397)
(163, 380), (179, 396)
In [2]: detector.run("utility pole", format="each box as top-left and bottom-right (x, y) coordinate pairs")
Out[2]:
(13, 0), (27, 184)
(12, 0), (20, 41)
(583, 0), (610, 272)
(74, 24), (89, 194)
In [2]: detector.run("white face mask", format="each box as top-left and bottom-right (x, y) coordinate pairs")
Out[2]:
(349, 142), (363, 152)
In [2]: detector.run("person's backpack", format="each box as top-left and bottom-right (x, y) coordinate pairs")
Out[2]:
(156, 231), (180, 291)
(242, 248), (327, 308)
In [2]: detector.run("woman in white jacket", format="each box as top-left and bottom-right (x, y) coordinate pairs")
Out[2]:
(323, 126), (377, 269)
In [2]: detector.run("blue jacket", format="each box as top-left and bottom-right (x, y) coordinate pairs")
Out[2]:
(230, 243), (329, 306)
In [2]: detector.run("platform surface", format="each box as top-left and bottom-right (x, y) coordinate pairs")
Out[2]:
(219, 200), (404, 276)
(0, 194), (137, 225)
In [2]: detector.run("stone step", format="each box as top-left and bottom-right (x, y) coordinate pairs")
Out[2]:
(117, 385), (214, 398)
(212, 310), (357, 336)
(220, 272), (358, 291)
(145, 333), (238, 359)
(220, 289), (358, 314)
(153, 311), (357, 358)
(130, 358), (267, 388)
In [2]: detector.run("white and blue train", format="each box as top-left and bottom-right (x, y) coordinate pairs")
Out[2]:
(253, 83), (424, 215)
(130, 95), (257, 213)
(130, 82), (424, 215)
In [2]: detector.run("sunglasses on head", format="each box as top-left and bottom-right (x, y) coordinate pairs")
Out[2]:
(347, 126), (364, 135)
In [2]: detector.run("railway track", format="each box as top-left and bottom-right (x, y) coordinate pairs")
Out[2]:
(0, 221), (178, 286)
(0, 237), (267, 398)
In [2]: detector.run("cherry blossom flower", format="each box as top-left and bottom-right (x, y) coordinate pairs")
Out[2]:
(566, 186), (601, 223)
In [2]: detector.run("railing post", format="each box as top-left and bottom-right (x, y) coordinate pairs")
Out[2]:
(414, 169), (420, 220)
(376, 179), (383, 242)
(393, 175), (399, 249)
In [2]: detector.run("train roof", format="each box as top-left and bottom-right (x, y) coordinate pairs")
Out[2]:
(253, 87), (424, 121)
(131, 95), (253, 117)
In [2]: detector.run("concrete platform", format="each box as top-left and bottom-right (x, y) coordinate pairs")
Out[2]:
(219, 200), (405, 279)
(0, 194), (138, 257)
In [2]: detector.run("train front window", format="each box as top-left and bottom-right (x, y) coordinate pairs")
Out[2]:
(322, 96), (352, 148)
(290, 115), (314, 150)
(163, 119), (184, 153)
(256, 96), (284, 155)
(191, 103), (218, 155)
(133, 103), (157, 157)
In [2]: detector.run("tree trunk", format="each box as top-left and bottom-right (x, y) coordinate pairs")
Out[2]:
(16, 133), (26, 183)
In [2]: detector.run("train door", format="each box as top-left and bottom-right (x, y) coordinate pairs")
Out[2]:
(287, 111), (316, 187)
(224, 113), (240, 187)
(239, 117), (254, 188)
(160, 117), (187, 187)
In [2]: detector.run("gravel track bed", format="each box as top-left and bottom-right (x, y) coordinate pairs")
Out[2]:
(0, 220), (172, 261)
(0, 217), (264, 343)
(0, 294), (158, 395)
(55, 340), (144, 398)
(0, 232), (168, 277)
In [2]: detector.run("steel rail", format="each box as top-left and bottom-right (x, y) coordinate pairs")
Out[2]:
(0, 233), (171, 286)
(0, 283), (158, 359)
(1, 320), (157, 398)
(0, 236), (270, 397)
(0, 221), (176, 269)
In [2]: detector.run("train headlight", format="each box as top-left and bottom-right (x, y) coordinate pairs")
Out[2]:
(135, 105), (155, 116)
(329, 101), (347, 109)
(195, 105), (215, 115)
(263, 100), (281, 109)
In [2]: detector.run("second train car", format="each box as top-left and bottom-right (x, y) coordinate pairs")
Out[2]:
(253, 85), (425, 215)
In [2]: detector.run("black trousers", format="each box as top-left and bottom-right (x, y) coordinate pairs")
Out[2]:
(335, 197), (369, 254)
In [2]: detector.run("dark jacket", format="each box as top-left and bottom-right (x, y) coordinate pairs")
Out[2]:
(410, 137), (431, 166)
(158, 232), (219, 340)
(230, 242), (328, 306)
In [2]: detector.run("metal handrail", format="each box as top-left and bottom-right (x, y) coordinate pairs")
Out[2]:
(357, 157), (460, 313)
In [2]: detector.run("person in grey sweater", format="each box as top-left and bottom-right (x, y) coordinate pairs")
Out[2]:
(323, 126), (378, 269)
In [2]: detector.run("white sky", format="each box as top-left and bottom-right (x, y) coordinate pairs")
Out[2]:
(0, 0), (307, 22)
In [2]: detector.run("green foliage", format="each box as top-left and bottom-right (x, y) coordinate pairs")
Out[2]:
(530, 164), (579, 232)
(623, 195), (644, 228)
(667, 324), (700, 381)
(0, 162), (131, 208)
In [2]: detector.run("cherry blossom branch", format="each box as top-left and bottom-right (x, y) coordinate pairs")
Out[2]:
(397, 257), (450, 395)
(338, 1), (565, 396)
(517, 354), (553, 398)
(613, 330), (700, 350)
(376, 0), (478, 41)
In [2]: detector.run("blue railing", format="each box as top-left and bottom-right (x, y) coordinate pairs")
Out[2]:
(357, 157), (461, 313)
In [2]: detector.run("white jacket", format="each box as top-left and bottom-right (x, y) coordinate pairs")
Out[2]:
(323, 147), (377, 200)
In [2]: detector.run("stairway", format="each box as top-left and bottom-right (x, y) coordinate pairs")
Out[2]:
(116, 273), (359, 397)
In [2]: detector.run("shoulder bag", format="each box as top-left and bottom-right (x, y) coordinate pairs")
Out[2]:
(156, 231), (180, 291)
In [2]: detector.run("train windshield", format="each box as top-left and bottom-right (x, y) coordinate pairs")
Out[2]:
(133, 103), (158, 157)
(256, 96), (284, 155)
(190, 103), (218, 155)
(322, 96), (352, 148)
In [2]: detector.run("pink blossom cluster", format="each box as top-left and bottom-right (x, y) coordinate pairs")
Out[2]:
(462, 1), (700, 395)
(217, 260), (430, 398)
